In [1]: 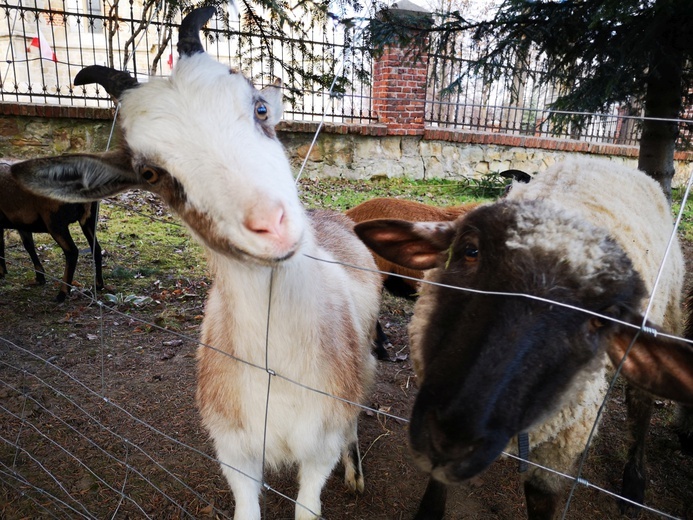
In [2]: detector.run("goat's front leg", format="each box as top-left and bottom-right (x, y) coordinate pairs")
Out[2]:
(296, 452), (340, 520)
(18, 231), (45, 284)
(79, 204), (104, 291)
(342, 420), (365, 493)
(50, 226), (79, 302)
(413, 477), (447, 520)
(215, 443), (263, 520)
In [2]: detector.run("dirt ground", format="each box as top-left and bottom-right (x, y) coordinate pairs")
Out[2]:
(1, 198), (693, 519)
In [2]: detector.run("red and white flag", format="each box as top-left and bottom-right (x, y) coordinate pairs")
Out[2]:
(28, 29), (57, 62)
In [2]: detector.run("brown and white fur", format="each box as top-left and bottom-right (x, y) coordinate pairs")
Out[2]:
(10, 8), (380, 520)
(356, 158), (693, 519)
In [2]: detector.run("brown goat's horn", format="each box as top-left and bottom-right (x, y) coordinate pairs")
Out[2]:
(74, 65), (138, 99)
(178, 7), (216, 57)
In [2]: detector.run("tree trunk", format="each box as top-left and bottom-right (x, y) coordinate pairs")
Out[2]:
(637, 9), (685, 201)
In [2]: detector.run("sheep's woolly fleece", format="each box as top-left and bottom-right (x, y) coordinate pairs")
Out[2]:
(505, 158), (684, 331)
(409, 157), (684, 490)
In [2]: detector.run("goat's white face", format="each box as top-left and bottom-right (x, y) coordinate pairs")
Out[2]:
(10, 28), (307, 264)
(118, 53), (306, 262)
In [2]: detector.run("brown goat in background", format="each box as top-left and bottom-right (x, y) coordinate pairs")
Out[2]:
(346, 198), (481, 298)
(0, 163), (103, 302)
(346, 170), (530, 299)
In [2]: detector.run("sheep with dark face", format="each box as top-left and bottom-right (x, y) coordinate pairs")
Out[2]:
(0, 163), (103, 302)
(355, 158), (693, 520)
(10, 8), (380, 520)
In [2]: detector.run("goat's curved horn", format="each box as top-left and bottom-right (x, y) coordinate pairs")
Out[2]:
(178, 7), (216, 57)
(74, 65), (138, 99)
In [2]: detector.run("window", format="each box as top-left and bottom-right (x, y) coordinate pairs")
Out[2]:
(85, 0), (103, 34)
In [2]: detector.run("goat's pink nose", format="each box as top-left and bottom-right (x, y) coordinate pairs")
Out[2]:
(244, 204), (289, 239)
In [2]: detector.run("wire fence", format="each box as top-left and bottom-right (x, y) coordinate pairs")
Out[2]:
(2, 5), (693, 516)
(3, 3), (693, 147)
(1, 173), (693, 518)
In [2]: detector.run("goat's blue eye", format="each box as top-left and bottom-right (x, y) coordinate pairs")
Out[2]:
(255, 101), (269, 120)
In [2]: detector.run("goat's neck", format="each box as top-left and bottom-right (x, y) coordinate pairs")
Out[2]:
(206, 235), (321, 318)
(201, 238), (325, 369)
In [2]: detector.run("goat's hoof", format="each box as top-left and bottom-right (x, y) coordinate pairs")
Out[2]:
(344, 465), (365, 494)
(35, 276), (46, 285)
(55, 291), (68, 303)
(345, 473), (364, 494)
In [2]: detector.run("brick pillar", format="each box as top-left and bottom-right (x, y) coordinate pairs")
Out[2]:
(372, 1), (432, 136)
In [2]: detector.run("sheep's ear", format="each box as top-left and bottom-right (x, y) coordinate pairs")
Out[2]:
(607, 321), (693, 404)
(11, 152), (139, 202)
(261, 79), (283, 126)
(354, 219), (456, 270)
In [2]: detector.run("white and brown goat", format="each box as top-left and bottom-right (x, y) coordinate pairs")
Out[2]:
(0, 163), (103, 302)
(356, 158), (693, 519)
(11, 8), (380, 520)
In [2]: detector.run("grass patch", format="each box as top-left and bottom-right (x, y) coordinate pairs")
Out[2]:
(672, 186), (693, 241)
(110, 266), (162, 280)
(298, 174), (503, 211)
(98, 198), (206, 288)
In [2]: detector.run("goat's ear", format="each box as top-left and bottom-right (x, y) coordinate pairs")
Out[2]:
(261, 79), (283, 126)
(607, 321), (693, 404)
(354, 219), (456, 270)
(11, 152), (139, 202)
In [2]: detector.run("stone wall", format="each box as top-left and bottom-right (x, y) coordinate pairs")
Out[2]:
(1, 108), (692, 187)
(279, 122), (693, 188)
(3, 4), (691, 187)
(0, 105), (113, 159)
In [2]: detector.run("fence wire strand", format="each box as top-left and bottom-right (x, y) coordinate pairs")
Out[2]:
(2, 176), (692, 518)
(1, 7), (693, 517)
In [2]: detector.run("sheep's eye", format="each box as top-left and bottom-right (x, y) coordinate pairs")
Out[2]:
(590, 317), (606, 329)
(590, 306), (619, 332)
(255, 101), (269, 121)
(463, 245), (479, 263)
(141, 167), (159, 184)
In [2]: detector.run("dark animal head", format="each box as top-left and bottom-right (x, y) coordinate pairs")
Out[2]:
(356, 198), (693, 484)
